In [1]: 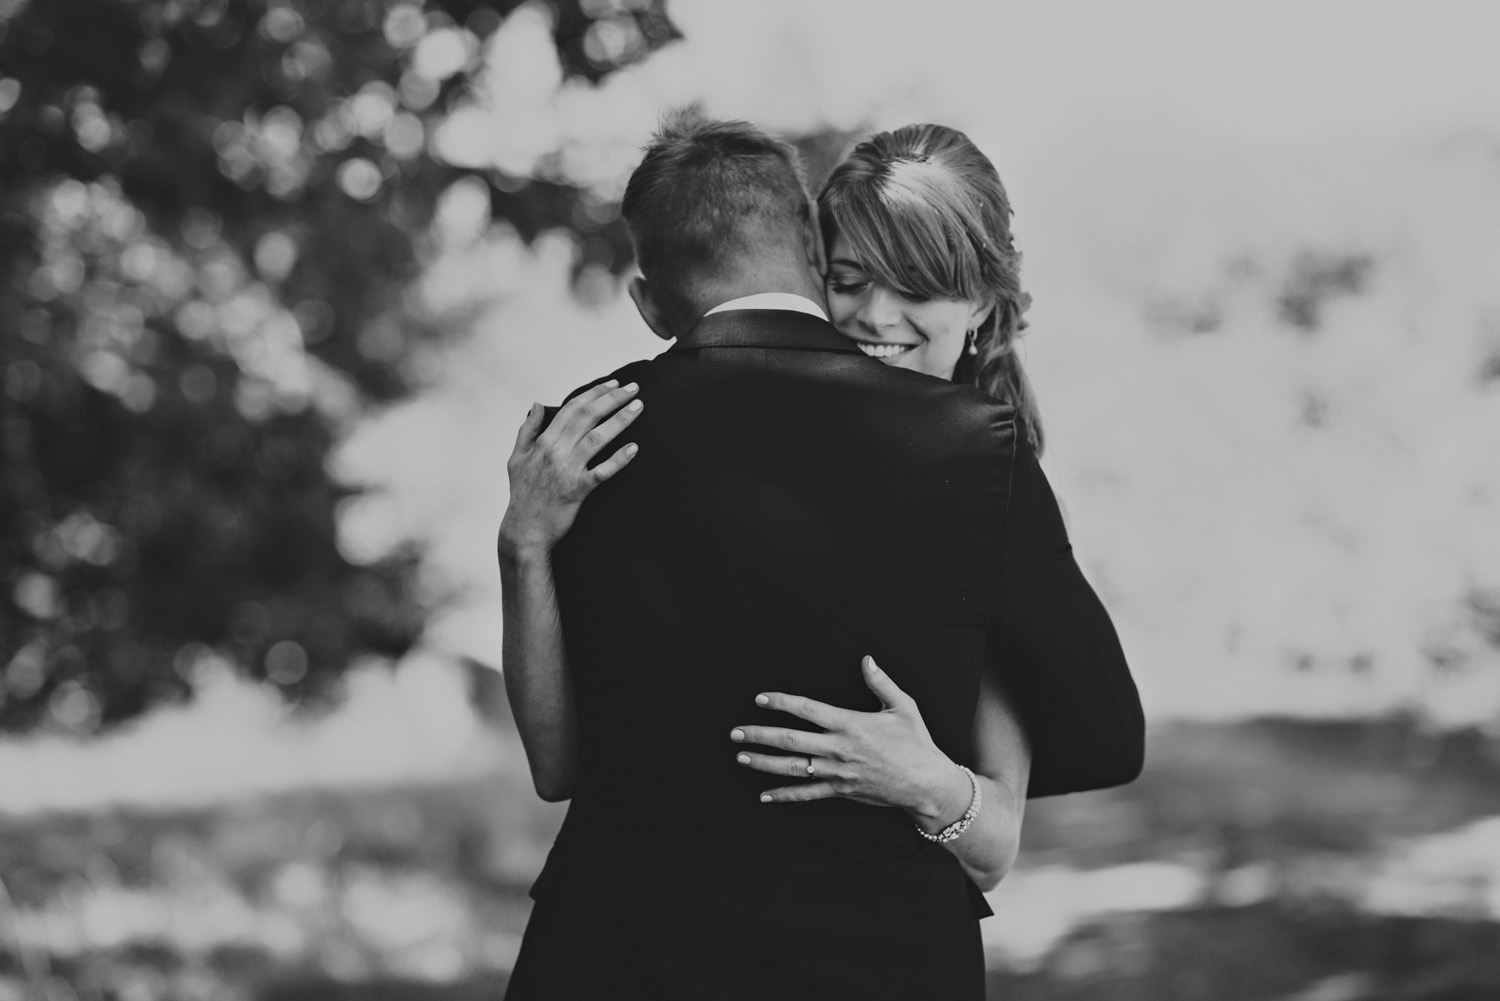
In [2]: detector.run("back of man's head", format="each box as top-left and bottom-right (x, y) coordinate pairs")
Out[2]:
(622, 109), (813, 336)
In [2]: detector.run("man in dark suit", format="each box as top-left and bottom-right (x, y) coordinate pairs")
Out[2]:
(498, 111), (1142, 1000)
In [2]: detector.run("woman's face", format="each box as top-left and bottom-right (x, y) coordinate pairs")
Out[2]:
(825, 232), (989, 381)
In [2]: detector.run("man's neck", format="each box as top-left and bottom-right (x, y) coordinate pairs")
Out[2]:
(715, 274), (826, 306)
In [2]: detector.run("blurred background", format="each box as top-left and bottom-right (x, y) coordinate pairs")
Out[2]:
(3, 1), (1499, 998)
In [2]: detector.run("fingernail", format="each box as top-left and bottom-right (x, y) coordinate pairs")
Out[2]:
(624, 443), (639, 456)
(759, 793), (773, 803)
(736, 753), (750, 765)
(603, 379), (619, 388)
(626, 399), (643, 412)
(730, 728), (745, 741)
(863, 656), (879, 671)
(623, 382), (638, 393)
(754, 694), (769, 706)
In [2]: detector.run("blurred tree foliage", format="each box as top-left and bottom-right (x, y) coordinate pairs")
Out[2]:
(0, 0), (678, 733)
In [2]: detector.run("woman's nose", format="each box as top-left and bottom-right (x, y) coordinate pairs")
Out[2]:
(859, 285), (902, 330)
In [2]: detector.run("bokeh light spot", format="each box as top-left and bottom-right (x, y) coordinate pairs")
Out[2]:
(179, 363), (217, 404)
(265, 640), (309, 686)
(254, 231), (298, 281)
(14, 573), (59, 619)
(4, 644), (47, 698)
(412, 27), (476, 81)
(260, 4), (304, 43)
(49, 679), (102, 732)
(350, 83), (396, 138)
(382, 3), (425, 49)
(383, 112), (425, 159)
(336, 158), (382, 201)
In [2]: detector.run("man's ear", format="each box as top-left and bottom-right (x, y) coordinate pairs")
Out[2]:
(802, 210), (827, 276)
(628, 276), (674, 341)
(801, 211), (830, 312)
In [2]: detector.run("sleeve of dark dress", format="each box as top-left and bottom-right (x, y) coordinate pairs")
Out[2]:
(990, 439), (1146, 798)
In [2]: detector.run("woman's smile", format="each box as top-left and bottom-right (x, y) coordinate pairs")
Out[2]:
(850, 340), (919, 360)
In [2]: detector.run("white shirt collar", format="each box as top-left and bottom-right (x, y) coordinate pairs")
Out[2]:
(702, 292), (829, 322)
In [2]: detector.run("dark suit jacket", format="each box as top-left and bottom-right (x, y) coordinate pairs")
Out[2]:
(505, 309), (1143, 1000)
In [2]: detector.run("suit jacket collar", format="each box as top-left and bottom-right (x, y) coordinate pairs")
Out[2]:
(670, 309), (864, 355)
(703, 292), (829, 321)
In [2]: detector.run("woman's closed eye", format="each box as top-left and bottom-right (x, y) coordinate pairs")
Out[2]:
(826, 274), (869, 296)
(827, 274), (934, 305)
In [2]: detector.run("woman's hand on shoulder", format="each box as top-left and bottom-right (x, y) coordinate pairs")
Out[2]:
(731, 656), (973, 829)
(498, 379), (643, 560)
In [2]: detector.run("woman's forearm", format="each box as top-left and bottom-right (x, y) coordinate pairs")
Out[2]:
(498, 537), (578, 801)
(914, 674), (1030, 891)
(495, 382), (643, 802)
(925, 770), (1025, 892)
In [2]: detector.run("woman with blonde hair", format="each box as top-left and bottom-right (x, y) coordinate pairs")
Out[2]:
(818, 123), (1042, 451)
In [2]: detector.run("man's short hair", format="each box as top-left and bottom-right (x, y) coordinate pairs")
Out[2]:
(622, 109), (811, 333)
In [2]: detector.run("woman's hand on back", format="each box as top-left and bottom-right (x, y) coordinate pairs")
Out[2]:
(731, 656), (974, 831)
(499, 379), (643, 559)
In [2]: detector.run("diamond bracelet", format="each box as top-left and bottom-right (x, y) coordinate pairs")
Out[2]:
(915, 764), (982, 844)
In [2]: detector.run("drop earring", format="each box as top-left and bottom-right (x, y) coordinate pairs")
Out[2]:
(966, 329), (979, 356)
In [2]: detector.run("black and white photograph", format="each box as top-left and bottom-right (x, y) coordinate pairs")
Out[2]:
(2, 2), (1498, 998)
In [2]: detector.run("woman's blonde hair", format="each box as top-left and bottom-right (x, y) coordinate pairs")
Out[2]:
(817, 124), (1042, 454)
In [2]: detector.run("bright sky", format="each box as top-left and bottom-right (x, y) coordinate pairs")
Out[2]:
(668, 0), (1500, 143)
(344, 0), (1500, 724)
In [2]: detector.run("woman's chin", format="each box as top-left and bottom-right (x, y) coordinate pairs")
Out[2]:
(885, 354), (950, 380)
(873, 351), (919, 371)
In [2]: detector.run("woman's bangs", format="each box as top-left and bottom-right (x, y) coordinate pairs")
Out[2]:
(836, 178), (984, 302)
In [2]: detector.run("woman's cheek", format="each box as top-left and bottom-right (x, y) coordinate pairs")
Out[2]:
(825, 294), (854, 328)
